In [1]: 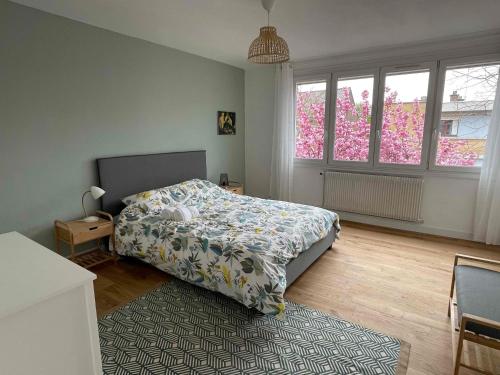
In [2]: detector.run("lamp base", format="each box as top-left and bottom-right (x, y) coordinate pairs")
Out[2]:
(82, 216), (99, 223)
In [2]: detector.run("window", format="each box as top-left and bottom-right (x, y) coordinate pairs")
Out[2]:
(295, 81), (327, 160)
(333, 75), (375, 162)
(294, 55), (499, 174)
(434, 63), (500, 168)
(440, 120), (458, 137)
(378, 70), (430, 166)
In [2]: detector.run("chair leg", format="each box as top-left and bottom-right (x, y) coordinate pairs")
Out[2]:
(454, 319), (466, 375)
(449, 261), (457, 317)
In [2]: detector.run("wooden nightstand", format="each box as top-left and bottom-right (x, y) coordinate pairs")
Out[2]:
(222, 182), (244, 195)
(54, 210), (116, 269)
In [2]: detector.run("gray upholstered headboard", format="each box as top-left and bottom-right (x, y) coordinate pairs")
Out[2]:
(96, 150), (207, 216)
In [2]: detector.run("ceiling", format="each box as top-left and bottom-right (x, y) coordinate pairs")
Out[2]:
(11, 0), (500, 69)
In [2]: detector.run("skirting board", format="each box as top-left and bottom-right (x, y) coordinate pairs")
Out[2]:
(337, 211), (473, 241)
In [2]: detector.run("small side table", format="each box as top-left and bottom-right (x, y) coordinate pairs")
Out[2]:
(222, 182), (244, 195)
(54, 210), (116, 269)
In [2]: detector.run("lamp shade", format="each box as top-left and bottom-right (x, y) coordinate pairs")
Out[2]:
(248, 26), (289, 64)
(90, 186), (105, 200)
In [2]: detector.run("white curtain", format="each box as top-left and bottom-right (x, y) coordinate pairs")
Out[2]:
(270, 63), (294, 201)
(473, 74), (500, 244)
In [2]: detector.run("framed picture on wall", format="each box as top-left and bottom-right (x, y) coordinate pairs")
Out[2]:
(217, 111), (236, 135)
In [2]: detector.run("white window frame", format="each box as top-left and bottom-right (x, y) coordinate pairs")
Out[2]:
(328, 68), (380, 168)
(429, 54), (500, 173)
(293, 53), (499, 177)
(373, 62), (437, 172)
(293, 73), (332, 165)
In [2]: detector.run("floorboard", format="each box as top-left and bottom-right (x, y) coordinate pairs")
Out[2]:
(93, 223), (500, 374)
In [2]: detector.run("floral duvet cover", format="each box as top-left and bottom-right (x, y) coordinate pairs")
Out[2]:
(115, 179), (339, 314)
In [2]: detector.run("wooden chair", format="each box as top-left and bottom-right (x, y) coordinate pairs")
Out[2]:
(448, 254), (500, 374)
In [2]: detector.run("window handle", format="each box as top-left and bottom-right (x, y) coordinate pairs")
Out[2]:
(432, 127), (438, 140)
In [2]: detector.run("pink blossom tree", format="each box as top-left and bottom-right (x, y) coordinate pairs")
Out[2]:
(295, 90), (325, 159)
(333, 88), (371, 161)
(436, 138), (478, 166)
(379, 88), (425, 164)
(295, 86), (478, 166)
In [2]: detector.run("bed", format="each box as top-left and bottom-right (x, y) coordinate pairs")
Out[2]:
(97, 151), (339, 314)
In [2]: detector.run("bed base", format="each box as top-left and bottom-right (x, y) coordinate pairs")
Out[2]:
(286, 226), (336, 287)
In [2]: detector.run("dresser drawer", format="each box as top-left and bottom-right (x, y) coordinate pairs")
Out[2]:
(72, 223), (113, 244)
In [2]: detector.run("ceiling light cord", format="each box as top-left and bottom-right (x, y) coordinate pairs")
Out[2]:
(261, 0), (275, 26)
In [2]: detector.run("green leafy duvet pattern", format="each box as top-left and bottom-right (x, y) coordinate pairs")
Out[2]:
(115, 179), (339, 314)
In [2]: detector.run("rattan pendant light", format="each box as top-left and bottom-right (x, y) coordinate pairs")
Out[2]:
(248, 0), (289, 64)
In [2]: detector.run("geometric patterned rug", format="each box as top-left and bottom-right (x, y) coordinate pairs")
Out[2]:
(98, 280), (410, 375)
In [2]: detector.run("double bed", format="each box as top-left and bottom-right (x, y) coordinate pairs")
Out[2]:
(97, 151), (339, 314)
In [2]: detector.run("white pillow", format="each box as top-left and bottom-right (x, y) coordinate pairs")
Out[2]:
(159, 206), (200, 221)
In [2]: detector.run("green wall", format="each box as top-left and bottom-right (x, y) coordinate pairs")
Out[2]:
(244, 67), (275, 199)
(0, 1), (245, 251)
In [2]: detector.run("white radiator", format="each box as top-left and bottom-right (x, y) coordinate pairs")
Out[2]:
(323, 171), (424, 222)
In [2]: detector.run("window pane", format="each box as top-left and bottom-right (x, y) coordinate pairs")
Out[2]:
(333, 76), (374, 162)
(436, 63), (500, 167)
(295, 81), (326, 159)
(379, 71), (430, 165)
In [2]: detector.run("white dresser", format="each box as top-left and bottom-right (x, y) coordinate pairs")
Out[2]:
(0, 232), (103, 375)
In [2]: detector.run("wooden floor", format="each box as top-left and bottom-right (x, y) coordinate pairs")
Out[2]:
(93, 223), (500, 375)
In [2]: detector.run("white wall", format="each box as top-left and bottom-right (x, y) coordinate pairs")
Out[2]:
(244, 66), (275, 198)
(292, 165), (478, 239)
